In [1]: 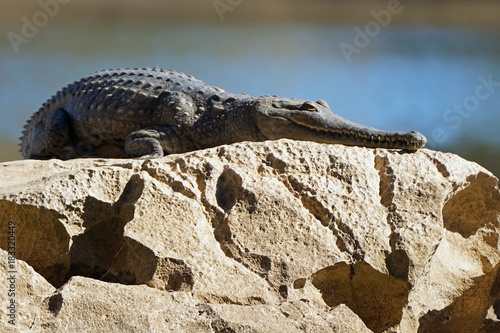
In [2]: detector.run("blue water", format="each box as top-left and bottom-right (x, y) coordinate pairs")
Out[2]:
(1, 23), (499, 152)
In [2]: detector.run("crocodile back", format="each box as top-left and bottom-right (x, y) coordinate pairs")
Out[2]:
(21, 67), (227, 156)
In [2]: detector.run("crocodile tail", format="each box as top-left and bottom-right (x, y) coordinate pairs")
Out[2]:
(20, 107), (47, 158)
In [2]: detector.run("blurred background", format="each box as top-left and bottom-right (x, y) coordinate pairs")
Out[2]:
(0, 0), (499, 177)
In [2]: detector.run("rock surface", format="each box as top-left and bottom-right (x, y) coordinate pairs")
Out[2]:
(0, 139), (499, 332)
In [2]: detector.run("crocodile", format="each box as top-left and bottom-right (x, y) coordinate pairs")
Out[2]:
(21, 67), (426, 159)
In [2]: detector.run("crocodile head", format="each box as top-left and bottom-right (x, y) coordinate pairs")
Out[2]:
(254, 98), (426, 150)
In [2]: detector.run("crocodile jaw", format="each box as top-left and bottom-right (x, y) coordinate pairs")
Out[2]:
(255, 101), (427, 150)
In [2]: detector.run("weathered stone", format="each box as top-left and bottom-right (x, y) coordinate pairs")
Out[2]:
(0, 140), (499, 332)
(25, 276), (368, 332)
(0, 249), (55, 332)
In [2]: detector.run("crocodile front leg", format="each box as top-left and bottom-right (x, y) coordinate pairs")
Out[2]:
(125, 126), (197, 159)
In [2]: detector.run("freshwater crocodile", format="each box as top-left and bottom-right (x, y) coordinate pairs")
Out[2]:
(21, 67), (426, 159)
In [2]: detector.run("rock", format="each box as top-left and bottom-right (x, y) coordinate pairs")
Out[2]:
(0, 139), (498, 332)
(0, 249), (55, 332)
(24, 276), (369, 332)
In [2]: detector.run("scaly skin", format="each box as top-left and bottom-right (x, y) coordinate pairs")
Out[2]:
(21, 67), (426, 159)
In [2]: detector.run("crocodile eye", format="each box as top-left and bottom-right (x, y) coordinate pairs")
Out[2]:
(300, 101), (318, 112)
(316, 100), (329, 108)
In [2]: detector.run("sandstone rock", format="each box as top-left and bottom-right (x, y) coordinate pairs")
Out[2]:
(25, 276), (368, 332)
(0, 249), (55, 332)
(0, 139), (498, 332)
